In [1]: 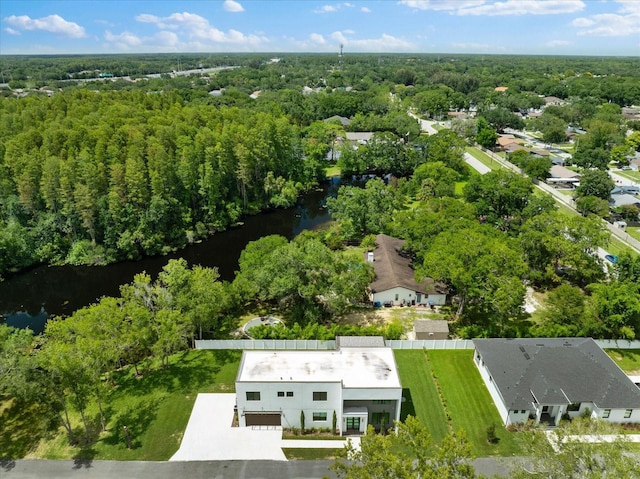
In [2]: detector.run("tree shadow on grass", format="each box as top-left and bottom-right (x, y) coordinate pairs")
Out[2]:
(102, 398), (162, 449)
(400, 388), (416, 422)
(0, 398), (51, 460)
(112, 350), (240, 399)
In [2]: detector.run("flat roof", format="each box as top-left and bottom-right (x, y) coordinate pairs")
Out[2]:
(237, 348), (401, 389)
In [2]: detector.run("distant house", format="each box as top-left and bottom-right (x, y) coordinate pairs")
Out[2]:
(497, 135), (525, 149)
(494, 86), (509, 92)
(610, 194), (640, 208)
(414, 320), (449, 340)
(473, 338), (640, 427)
(249, 91), (261, 99)
(630, 159), (640, 172)
(235, 337), (402, 434)
(345, 132), (374, 145)
(366, 234), (448, 307)
(547, 165), (580, 187)
(543, 96), (565, 106)
(324, 115), (351, 127)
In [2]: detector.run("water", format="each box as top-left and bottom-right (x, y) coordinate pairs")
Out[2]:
(0, 179), (338, 333)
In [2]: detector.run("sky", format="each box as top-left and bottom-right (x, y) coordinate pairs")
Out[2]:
(1, 0), (639, 56)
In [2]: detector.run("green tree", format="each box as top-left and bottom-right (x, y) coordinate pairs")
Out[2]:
(420, 223), (526, 330)
(511, 417), (640, 479)
(575, 195), (610, 218)
(583, 281), (640, 339)
(331, 416), (480, 479)
(575, 169), (614, 200)
(463, 170), (534, 232)
(531, 284), (585, 337)
(326, 178), (404, 241)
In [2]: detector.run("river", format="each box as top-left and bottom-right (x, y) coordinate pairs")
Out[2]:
(0, 179), (338, 333)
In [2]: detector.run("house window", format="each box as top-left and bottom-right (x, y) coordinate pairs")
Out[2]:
(246, 391), (260, 401)
(603, 409), (611, 418)
(373, 400), (391, 405)
(287, 391), (294, 397)
(372, 412), (390, 425)
(395, 294), (399, 301)
(567, 403), (581, 412)
(277, 391), (284, 397)
(312, 412), (327, 421)
(625, 409), (633, 418)
(313, 391), (327, 401)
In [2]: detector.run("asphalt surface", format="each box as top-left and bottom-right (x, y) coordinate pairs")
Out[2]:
(1, 457), (526, 479)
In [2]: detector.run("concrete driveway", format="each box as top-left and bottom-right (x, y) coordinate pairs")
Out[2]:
(170, 394), (359, 462)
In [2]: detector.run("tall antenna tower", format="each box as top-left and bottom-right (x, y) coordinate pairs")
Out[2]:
(339, 43), (344, 70)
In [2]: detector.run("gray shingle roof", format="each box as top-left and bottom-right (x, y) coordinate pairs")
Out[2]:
(414, 320), (449, 334)
(336, 336), (385, 348)
(473, 338), (640, 410)
(368, 234), (447, 295)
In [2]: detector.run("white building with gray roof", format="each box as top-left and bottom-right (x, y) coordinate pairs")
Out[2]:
(473, 338), (640, 426)
(235, 338), (402, 435)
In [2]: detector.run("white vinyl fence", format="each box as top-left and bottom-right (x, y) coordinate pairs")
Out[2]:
(195, 338), (640, 351)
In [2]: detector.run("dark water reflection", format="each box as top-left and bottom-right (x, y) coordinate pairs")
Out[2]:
(0, 179), (338, 332)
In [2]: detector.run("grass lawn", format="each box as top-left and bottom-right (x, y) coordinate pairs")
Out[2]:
(8, 350), (241, 461)
(282, 448), (346, 460)
(394, 350), (449, 443)
(427, 350), (524, 456)
(616, 170), (640, 182)
(627, 227), (640, 242)
(324, 165), (341, 178)
(606, 349), (640, 375)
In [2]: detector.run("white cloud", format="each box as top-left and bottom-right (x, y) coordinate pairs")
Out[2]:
(104, 30), (142, 48)
(546, 39), (571, 46)
(361, 7), (372, 13)
(572, 1), (640, 36)
(4, 14), (86, 38)
(133, 11), (267, 45)
(223, 0), (245, 13)
(310, 33), (326, 44)
(399, 0), (585, 16)
(330, 31), (414, 51)
(4, 27), (20, 35)
(315, 5), (338, 13)
(314, 3), (357, 13)
(398, 1), (485, 11)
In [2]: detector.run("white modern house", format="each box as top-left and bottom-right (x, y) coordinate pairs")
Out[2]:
(235, 337), (402, 435)
(367, 234), (448, 307)
(473, 338), (640, 427)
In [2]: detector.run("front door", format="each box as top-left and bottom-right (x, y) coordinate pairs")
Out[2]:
(346, 417), (360, 431)
(416, 293), (422, 303)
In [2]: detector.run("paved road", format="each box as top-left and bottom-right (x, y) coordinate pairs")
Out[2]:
(1, 457), (526, 479)
(464, 152), (491, 174)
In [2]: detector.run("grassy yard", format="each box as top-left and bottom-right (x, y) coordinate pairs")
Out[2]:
(324, 165), (341, 178)
(606, 349), (640, 375)
(627, 227), (640, 242)
(616, 170), (640, 182)
(2, 350), (241, 461)
(394, 350), (449, 443)
(282, 448), (346, 460)
(427, 350), (524, 456)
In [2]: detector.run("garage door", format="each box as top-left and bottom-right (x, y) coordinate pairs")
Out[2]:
(245, 413), (281, 426)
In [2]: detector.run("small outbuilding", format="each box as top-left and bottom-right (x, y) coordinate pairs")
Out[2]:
(413, 320), (449, 340)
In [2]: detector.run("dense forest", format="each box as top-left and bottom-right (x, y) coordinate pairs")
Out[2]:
(2, 52), (640, 452)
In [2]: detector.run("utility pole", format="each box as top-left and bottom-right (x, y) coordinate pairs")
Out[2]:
(339, 44), (343, 71)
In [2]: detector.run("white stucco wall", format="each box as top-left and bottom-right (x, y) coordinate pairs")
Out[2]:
(372, 287), (446, 306)
(236, 381), (342, 430)
(592, 405), (640, 424)
(474, 350), (510, 425)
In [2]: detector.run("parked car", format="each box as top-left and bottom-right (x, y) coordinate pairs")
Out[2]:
(604, 254), (618, 264)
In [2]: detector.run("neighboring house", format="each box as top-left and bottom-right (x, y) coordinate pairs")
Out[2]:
(631, 158), (640, 172)
(497, 135), (525, 149)
(367, 234), (448, 307)
(610, 193), (640, 208)
(547, 165), (580, 187)
(414, 320), (449, 340)
(324, 115), (351, 127)
(494, 86), (509, 92)
(473, 338), (640, 427)
(345, 132), (374, 145)
(235, 336), (402, 435)
(544, 96), (565, 107)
